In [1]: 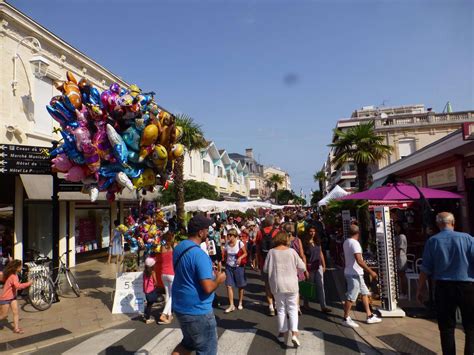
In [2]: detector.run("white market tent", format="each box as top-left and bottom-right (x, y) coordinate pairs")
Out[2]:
(317, 185), (350, 206)
(161, 198), (284, 214)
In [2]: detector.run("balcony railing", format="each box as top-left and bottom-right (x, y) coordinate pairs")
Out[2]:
(374, 111), (474, 129)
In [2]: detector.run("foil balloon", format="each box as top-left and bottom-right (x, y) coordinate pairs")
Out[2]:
(116, 172), (135, 191)
(122, 126), (141, 151)
(128, 84), (141, 98)
(93, 125), (115, 162)
(51, 153), (73, 173)
(90, 186), (99, 202)
(132, 168), (156, 189)
(61, 71), (82, 109)
(106, 123), (129, 165)
(140, 124), (159, 147)
(169, 143), (184, 160)
(64, 165), (87, 182)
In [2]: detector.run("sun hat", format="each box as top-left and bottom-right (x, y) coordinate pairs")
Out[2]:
(145, 257), (156, 267)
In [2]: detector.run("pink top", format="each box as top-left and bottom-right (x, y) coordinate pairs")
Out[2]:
(0, 274), (32, 301)
(160, 251), (174, 276)
(143, 273), (156, 294)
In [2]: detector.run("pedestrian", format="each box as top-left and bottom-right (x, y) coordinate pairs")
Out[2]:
(416, 212), (473, 355)
(263, 231), (306, 347)
(223, 228), (248, 313)
(342, 225), (381, 327)
(208, 223), (223, 273)
(172, 215), (226, 355)
(394, 221), (408, 298)
(256, 215), (279, 316)
(247, 220), (259, 270)
(157, 232), (175, 325)
(301, 226), (332, 313)
(0, 260), (32, 334)
(108, 220), (124, 264)
(143, 257), (159, 324)
(223, 216), (241, 237)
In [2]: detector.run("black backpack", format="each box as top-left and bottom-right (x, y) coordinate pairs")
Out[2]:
(260, 228), (276, 257)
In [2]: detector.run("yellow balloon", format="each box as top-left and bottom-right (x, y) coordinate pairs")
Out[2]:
(175, 126), (183, 141)
(132, 168), (156, 189)
(169, 143), (184, 160)
(141, 124), (159, 146)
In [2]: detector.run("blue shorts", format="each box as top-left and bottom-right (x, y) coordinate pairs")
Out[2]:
(345, 274), (370, 302)
(175, 312), (217, 355)
(0, 298), (15, 305)
(225, 266), (247, 288)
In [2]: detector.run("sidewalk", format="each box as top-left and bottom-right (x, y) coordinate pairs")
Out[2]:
(330, 268), (466, 355)
(0, 258), (131, 354)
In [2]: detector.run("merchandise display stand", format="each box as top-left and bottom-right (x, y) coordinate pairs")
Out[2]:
(373, 206), (405, 317)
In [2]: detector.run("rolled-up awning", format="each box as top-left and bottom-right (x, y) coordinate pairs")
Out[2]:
(20, 174), (160, 202)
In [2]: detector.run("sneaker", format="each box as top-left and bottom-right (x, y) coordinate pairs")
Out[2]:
(144, 318), (154, 324)
(277, 335), (285, 343)
(269, 306), (276, 316)
(224, 305), (236, 313)
(342, 317), (359, 328)
(291, 335), (300, 347)
(238, 304), (243, 310)
(366, 314), (382, 324)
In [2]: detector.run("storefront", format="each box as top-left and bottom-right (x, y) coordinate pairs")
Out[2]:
(373, 129), (474, 236)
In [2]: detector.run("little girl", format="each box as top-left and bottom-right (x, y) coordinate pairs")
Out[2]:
(157, 232), (175, 324)
(0, 260), (32, 334)
(143, 257), (158, 324)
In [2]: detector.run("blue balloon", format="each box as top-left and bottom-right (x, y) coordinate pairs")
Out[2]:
(122, 126), (140, 151)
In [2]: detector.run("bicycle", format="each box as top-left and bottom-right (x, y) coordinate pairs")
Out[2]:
(23, 250), (80, 311)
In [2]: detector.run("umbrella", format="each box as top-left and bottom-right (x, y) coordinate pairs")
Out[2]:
(340, 183), (462, 201)
(318, 185), (350, 206)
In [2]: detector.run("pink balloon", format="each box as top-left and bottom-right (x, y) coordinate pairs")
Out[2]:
(64, 165), (87, 182)
(51, 153), (73, 173)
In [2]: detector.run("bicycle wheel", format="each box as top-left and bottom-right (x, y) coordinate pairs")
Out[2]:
(28, 275), (54, 311)
(65, 269), (80, 297)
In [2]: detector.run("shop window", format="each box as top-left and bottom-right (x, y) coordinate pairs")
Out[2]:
(75, 208), (110, 253)
(203, 160), (211, 174)
(25, 202), (53, 258)
(399, 139), (416, 158)
(34, 77), (54, 135)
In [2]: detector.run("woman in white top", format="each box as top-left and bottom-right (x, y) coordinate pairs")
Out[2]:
(223, 228), (248, 313)
(263, 231), (306, 347)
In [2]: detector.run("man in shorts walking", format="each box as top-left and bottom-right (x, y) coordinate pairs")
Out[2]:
(342, 225), (382, 328)
(172, 215), (226, 355)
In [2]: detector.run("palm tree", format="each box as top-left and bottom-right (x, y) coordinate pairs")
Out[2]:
(329, 121), (393, 246)
(266, 174), (284, 204)
(173, 114), (207, 228)
(313, 170), (326, 194)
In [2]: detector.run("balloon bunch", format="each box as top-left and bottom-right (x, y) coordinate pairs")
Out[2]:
(119, 213), (167, 255)
(48, 71), (185, 202)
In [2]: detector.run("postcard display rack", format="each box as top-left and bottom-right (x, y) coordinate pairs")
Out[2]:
(373, 206), (405, 317)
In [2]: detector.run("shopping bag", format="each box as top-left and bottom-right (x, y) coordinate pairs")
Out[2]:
(299, 281), (316, 300)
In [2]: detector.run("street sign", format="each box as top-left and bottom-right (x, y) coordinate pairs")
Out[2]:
(0, 144), (51, 175)
(58, 179), (83, 192)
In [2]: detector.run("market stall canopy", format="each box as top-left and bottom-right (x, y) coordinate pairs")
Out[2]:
(318, 185), (350, 206)
(340, 183), (463, 201)
(161, 199), (284, 214)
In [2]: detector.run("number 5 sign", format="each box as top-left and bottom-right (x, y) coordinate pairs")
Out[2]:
(112, 272), (146, 314)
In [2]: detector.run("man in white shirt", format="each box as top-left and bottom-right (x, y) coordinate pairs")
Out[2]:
(342, 225), (382, 328)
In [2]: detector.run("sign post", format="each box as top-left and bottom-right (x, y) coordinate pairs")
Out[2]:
(0, 144), (51, 175)
(112, 272), (146, 314)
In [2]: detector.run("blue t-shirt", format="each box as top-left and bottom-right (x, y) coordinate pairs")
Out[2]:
(172, 239), (215, 315)
(420, 229), (474, 282)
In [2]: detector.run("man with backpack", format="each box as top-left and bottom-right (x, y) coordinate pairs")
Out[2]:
(256, 214), (280, 316)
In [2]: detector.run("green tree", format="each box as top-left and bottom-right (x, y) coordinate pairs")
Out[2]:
(313, 170), (326, 194)
(173, 114), (207, 227)
(266, 174), (285, 204)
(310, 190), (323, 206)
(159, 180), (219, 206)
(328, 121), (392, 246)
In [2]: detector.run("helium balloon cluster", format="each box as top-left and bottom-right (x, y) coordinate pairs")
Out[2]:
(47, 71), (184, 202)
(120, 212), (167, 255)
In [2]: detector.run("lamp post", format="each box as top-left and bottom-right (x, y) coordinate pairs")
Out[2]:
(12, 36), (49, 94)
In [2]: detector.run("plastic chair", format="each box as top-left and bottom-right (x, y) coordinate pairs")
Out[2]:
(406, 258), (427, 301)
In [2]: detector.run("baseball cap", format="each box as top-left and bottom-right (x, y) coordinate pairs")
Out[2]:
(145, 257), (156, 267)
(188, 214), (213, 235)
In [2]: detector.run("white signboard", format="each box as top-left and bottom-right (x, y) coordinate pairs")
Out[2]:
(112, 272), (146, 314)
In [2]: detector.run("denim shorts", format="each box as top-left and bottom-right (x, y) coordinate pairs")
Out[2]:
(345, 274), (370, 302)
(0, 298), (15, 305)
(225, 266), (247, 288)
(175, 311), (218, 355)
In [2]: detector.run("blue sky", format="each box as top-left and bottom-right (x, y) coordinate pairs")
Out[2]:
(10, 0), (473, 199)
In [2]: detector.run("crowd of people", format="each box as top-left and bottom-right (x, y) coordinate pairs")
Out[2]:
(0, 207), (471, 355)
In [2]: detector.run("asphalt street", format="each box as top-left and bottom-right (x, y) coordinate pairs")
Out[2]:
(30, 269), (375, 355)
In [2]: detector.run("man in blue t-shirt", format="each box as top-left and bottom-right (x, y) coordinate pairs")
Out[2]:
(172, 214), (226, 355)
(417, 212), (474, 355)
